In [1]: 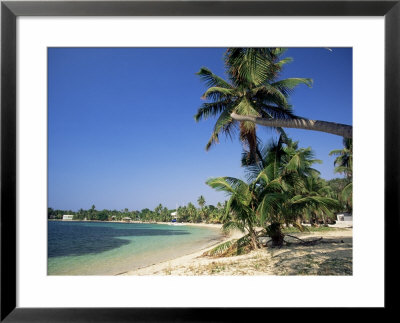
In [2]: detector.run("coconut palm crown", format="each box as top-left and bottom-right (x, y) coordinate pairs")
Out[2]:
(195, 48), (313, 159)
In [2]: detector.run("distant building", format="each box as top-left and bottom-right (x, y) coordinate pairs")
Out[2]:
(63, 214), (74, 221)
(335, 212), (353, 228)
(337, 212), (352, 221)
(122, 217), (131, 223)
(171, 211), (178, 220)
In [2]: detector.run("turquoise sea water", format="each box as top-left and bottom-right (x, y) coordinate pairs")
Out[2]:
(48, 221), (222, 275)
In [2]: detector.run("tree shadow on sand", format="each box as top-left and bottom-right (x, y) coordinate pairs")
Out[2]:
(269, 236), (353, 276)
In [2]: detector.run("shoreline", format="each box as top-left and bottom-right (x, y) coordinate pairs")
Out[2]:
(48, 219), (225, 227)
(49, 221), (227, 275)
(119, 227), (245, 276)
(114, 223), (236, 276)
(49, 219), (351, 230)
(120, 228), (353, 276)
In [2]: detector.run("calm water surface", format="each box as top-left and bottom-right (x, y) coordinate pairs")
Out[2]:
(48, 221), (222, 275)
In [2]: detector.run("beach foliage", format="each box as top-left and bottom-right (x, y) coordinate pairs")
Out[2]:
(329, 138), (353, 213)
(195, 48), (352, 169)
(206, 135), (340, 249)
(329, 138), (353, 179)
(48, 201), (226, 224)
(195, 48), (312, 160)
(203, 235), (253, 257)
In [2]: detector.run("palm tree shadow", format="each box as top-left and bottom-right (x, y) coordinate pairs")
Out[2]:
(267, 236), (352, 275)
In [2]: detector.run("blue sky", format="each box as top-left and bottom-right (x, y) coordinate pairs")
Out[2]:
(48, 47), (352, 211)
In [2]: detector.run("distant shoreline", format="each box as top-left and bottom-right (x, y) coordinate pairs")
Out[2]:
(48, 219), (224, 228)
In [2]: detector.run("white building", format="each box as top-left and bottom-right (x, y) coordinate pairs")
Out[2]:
(171, 211), (178, 220)
(336, 212), (352, 221)
(62, 214), (74, 220)
(334, 212), (353, 228)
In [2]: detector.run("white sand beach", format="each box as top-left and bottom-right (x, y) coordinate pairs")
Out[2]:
(121, 226), (352, 276)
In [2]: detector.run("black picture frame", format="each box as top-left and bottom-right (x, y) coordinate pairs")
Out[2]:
(1, 0), (398, 321)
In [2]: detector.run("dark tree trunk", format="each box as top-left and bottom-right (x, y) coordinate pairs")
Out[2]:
(267, 222), (285, 247)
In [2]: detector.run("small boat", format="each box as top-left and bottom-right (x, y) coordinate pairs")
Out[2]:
(168, 219), (184, 226)
(169, 209), (184, 225)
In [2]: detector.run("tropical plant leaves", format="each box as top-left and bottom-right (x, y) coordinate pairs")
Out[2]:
(196, 48), (313, 158)
(196, 67), (232, 89)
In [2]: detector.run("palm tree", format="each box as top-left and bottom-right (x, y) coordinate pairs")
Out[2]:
(329, 138), (353, 212)
(187, 202), (199, 223)
(341, 181), (353, 213)
(329, 138), (352, 179)
(88, 204), (96, 220)
(259, 151), (338, 244)
(197, 195), (206, 208)
(300, 174), (336, 226)
(154, 203), (163, 219)
(197, 195), (206, 222)
(226, 49), (352, 138)
(207, 135), (339, 249)
(206, 176), (261, 251)
(195, 48), (352, 158)
(177, 206), (190, 222)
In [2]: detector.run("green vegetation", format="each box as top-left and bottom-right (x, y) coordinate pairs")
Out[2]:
(48, 199), (226, 224)
(206, 135), (340, 252)
(199, 48), (352, 255)
(329, 138), (353, 213)
(195, 48), (312, 160)
(195, 49), (352, 164)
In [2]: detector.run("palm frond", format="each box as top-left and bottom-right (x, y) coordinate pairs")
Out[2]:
(251, 84), (289, 108)
(206, 177), (235, 194)
(202, 233), (253, 257)
(194, 100), (231, 122)
(196, 67), (232, 88)
(234, 96), (260, 117)
(202, 239), (236, 257)
(257, 193), (285, 223)
(328, 149), (343, 156)
(225, 48), (284, 86)
(201, 87), (236, 101)
(342, 182), (352, 201)
(204, 107), (235, 150)
(222, 220), (245, 233)
(276, 56), (293, 67)
(271, 78), (313, 96)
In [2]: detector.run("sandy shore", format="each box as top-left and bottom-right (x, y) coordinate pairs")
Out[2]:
(156, 222), (225, 230)
(121, 227), (352, 276)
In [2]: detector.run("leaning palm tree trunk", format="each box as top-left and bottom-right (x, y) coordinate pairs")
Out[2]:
(231, 113), (352, 138)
